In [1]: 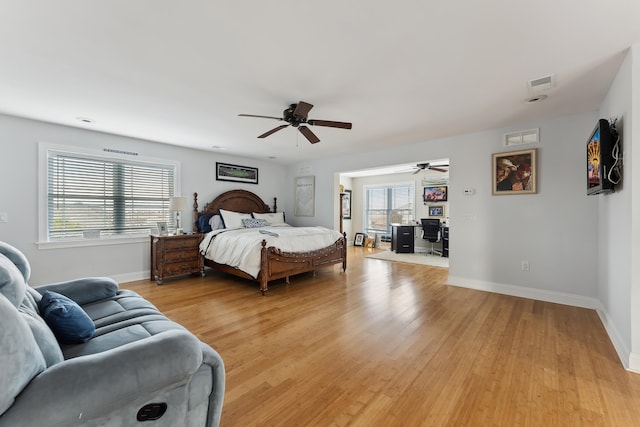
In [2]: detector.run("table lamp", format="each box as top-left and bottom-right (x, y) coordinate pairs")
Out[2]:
(169, 196), (187, 234)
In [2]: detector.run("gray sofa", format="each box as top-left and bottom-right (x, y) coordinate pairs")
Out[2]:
(0, 242), (225, 427)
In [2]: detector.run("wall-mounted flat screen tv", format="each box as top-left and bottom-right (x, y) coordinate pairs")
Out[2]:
(423, 186), (448, 202)
(587, 119), (616, 195)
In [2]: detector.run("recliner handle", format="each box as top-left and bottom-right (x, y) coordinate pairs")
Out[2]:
(137, 403), (167, 421)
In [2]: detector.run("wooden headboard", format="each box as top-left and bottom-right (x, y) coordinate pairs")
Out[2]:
(193, 189), (277, 231)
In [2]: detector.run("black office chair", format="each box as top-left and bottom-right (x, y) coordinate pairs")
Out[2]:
(421, 218), (442, 256)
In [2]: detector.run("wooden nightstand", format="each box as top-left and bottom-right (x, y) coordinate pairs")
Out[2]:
(150, 234), (204, 284)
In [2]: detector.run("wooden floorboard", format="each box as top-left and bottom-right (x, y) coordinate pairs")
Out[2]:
(123, 247), (640, 426)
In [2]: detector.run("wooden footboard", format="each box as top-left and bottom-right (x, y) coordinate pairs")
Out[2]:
(202, 234), (346, 295)
(257, 234), (347, 294)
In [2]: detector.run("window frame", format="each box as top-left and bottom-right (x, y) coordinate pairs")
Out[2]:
(38, 143), (180, 249)
(363, 182), (415, 236)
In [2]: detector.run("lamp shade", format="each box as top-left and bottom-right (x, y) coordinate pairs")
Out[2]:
(169, 196), (187, 212)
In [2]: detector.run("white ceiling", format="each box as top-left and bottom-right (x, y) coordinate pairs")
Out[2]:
(1, 1), (639, 164)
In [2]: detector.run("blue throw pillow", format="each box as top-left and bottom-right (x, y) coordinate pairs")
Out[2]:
(197, 214), (214, 233)
(39, 291), (95, 344)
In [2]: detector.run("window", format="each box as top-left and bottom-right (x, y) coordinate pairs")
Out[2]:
(40, 144), (178, 245)
(364, 183), (415, 235)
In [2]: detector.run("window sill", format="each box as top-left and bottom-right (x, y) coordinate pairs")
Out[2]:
(37, 235), (149, 250)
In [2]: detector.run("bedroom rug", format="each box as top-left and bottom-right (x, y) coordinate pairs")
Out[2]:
(365, 250), (449, 268)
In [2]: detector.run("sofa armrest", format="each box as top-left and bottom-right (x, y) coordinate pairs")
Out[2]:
(0, 330), (203, 427)
(34, 277), (119, 305)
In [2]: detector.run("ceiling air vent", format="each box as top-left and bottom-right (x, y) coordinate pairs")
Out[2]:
(528, 75), (555, 92)
(504, 128), (539, 146)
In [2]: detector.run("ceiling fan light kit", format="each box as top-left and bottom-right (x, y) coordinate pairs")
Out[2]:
(239, 101), (352, 144)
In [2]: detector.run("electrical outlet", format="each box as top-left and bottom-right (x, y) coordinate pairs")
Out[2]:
(521, 261), (530, 271)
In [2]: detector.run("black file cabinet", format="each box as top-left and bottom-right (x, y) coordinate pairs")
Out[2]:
(392, 226), (414, 253)
(442, 227), (449, 258)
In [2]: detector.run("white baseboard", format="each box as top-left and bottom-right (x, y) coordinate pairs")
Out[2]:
(447, 275), (600, 308)
(111, 270), (148, 284)
(594, 305), (631, 371)
(628, 352), (640, 373)
(447, 275), (633, 371)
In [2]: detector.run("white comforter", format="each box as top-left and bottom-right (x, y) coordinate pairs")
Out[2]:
(198, 225), (343, 278)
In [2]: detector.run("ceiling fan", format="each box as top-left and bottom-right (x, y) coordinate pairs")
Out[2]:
(238, 101), (352, 144)
(412, 162), (449, 174)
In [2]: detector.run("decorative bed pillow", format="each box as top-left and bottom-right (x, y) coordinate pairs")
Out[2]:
(242, 218), (270, 228)
(219, 209), (252, 230)
(209, 214), (224, 230)
(197, 213), (214, 233)
(252, 212), (285, 225)
(39, 291), (95, 344)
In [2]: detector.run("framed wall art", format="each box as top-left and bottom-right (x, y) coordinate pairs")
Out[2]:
(216, 162), (258, 184)
(294, 175), (315, 216)
(492, 149), (537, 195)
(341, 189), (352, 220)
(428, 205), (445, 217)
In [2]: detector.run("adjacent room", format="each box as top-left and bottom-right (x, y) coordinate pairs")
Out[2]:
(1, 1), (640, 426)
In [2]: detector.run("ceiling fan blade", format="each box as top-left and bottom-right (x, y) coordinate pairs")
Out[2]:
(430, 167), (448, 172)
(293, 101), (313, 119)
(298, 126), (320, 144)
(258, 124), (289, 138)
(307, 119), (352, 129)
(412, 169), (421, 175)
(239, 114), (284, 121)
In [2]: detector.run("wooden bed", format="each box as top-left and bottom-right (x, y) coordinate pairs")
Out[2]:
(193, 189), (347, 294)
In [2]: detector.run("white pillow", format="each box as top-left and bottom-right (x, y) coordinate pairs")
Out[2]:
(219, 209), (252, 230)
(252, 212), (285, 225)
(209, 214), (224, 230)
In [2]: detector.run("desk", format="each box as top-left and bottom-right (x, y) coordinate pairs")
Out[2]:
(391, 224), (449, 257)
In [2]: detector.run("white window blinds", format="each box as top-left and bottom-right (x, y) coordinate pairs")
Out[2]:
(364, 184), (415, 234)
(47, 151), (176, 240)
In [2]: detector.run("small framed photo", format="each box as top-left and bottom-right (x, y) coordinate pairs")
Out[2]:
(341, 189), (352, 219)
(429, 205), (445, 217)
(492, 149), (537, 195)
(354, 232), (365, 247)
(216, 162), (259, 184)
(156, 221), (168, 236)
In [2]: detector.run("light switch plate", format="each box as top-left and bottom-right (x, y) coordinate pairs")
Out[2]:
(0, 212), (7, 223)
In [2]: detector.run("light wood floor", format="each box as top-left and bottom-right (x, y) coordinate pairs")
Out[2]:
(124, 247), (640, 426)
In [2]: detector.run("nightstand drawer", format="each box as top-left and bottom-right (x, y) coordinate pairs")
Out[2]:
(164, 260), (201, 276)
(165, 249), (199, 262)
(164, 237), (201, 250)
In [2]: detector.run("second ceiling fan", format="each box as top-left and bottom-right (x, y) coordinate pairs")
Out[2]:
(413, 162), (449, 174)
(238, 101), (352, 144)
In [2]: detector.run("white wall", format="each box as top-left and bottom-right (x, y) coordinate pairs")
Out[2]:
(0, 114), (287, 285)
(597, 46), (634, 367)
(286, 111), (601, 304)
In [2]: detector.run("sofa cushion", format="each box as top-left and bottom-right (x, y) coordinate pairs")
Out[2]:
(0, 253), (27, 308)
(0, 294), (46, 416)
(0, 242), (31, 283)
(19, 305), (64, 367)
(39, 291), (95, 344)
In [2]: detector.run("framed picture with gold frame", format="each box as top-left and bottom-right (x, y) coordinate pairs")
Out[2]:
(492, 149), (537, 195)
(428, 205), (445, 217)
